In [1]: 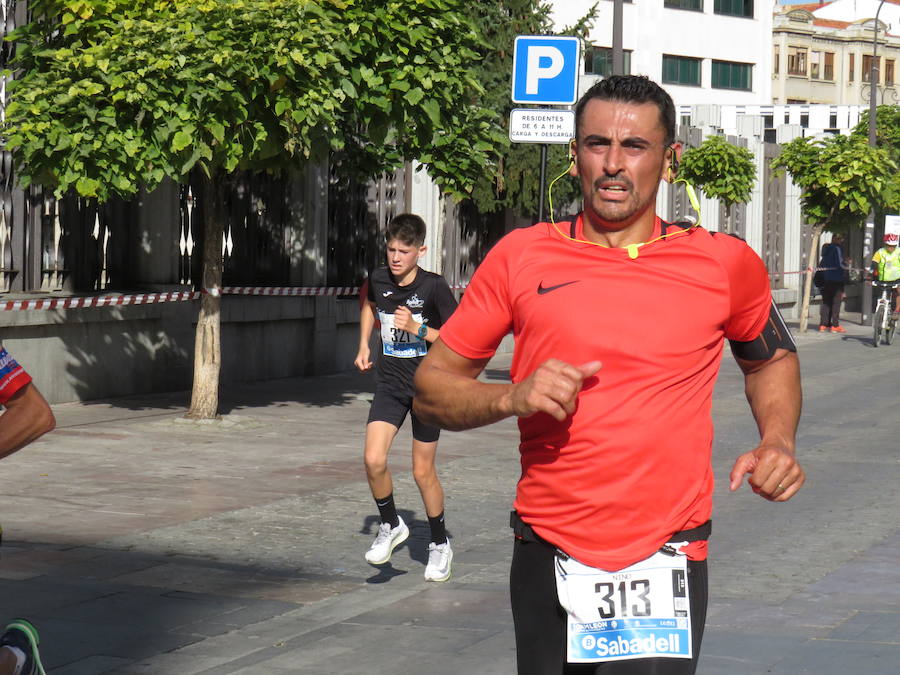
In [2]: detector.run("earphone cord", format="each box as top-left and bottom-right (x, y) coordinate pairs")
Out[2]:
(547, 163), (703, 256)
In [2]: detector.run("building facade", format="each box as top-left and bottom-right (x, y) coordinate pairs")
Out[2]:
(773, 2), (900, 105)
(550, 0), (773, 105)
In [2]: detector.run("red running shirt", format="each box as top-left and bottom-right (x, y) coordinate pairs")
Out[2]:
(439, 216), (772, 571)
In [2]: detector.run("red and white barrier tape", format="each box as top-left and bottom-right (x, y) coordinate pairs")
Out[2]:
(0, 283), (471, 311)
(218, 286), (359, 296)
(0, 291), (200, 311)
(216, 283), (469, 296)
(774, 266), (867, 277)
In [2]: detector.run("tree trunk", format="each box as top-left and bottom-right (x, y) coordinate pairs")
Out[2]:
(798, 224), (824, 334)
(187, 172), (226, 419)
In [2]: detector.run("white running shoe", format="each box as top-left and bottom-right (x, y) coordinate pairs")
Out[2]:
(424, 541), (453, 582)
(365, 516), (409, 565)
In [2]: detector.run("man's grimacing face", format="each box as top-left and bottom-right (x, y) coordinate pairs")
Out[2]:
(570, 99), (675, 230)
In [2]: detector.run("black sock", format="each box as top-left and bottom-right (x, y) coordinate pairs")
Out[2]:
(428, 511), (447, 545)
(375, 493), (399, 528)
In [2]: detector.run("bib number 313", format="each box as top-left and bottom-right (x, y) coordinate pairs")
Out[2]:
(554, 549), (692, 664)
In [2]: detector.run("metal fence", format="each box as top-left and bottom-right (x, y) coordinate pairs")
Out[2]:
(326, 165), (408, 287)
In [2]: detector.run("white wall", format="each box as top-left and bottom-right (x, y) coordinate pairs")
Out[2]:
(679, 102), (866, 135)
(408, 161), (445, 274)
(549, 0), (772, 105)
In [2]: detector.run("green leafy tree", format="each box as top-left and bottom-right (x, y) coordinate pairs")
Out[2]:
(679, 135), (756, 234)
(464, 1), (598, 219)
(851, 105), (900, 235)
(771, 133), (900, 332)
(4, 0), (503, 418)
(852, 105), (900, 160)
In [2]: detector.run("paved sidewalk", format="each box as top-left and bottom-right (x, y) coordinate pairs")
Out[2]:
(0, 316), (897, 674)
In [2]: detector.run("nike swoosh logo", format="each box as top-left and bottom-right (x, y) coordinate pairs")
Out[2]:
(537, 280), (579, 295)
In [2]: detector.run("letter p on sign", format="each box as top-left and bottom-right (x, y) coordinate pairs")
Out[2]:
(526, 47), (564, 94)
(512, 36), (581, 105)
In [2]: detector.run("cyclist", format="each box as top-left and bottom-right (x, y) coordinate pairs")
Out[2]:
(870, 232), (900, 319)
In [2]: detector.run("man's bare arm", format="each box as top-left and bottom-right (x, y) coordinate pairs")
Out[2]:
(0, 383), (55, 460)
(729, 348), (804, 502)
(413, 339), (601, 431)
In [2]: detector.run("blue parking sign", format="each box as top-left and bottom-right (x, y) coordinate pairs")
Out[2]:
(512, 36), (581, 105)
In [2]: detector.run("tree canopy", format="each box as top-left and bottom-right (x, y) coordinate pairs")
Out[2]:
(3, 0), (504, 200)
(771, 132), (899, 332)
(679, 134), (756, 212)
(852, 104), (900, 162)
(771, 133), (899, 231)
(2, 0), (513, 419)
(463, 0), (598, 218)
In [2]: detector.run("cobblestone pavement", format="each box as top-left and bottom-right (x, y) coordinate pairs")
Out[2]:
(0, 316), (897, 674)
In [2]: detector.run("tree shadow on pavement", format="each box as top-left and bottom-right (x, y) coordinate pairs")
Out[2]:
(838, 334), (879, 347)
(0, 535), (391, 672)
(51, 368), (377, 423)
(217, 369), (376, 414)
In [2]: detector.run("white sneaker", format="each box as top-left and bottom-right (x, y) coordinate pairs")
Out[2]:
(424, 541), (453, 582)
(365, 516), (409, 565)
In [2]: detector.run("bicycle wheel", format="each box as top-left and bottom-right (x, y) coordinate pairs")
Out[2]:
(887, 312), (897, 345)
(874, 305), (886, 347)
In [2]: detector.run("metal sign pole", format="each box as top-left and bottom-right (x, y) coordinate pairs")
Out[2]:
(510, 36), (581, 224)
(863, 217), (875, 324)
(863, 2), (886, 325)
(613, 0), (624, 75)
(538, 143), (548, 223)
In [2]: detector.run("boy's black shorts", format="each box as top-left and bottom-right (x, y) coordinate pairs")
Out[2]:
(367, 385), (441, 443)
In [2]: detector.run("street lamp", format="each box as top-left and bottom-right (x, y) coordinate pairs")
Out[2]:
(863, 0), (887, 324)
(868, 0), (887, 145)
(612, 0), (624, 75)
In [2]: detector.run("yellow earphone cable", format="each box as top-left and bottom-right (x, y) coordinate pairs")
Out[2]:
(547, 162), (702, 260)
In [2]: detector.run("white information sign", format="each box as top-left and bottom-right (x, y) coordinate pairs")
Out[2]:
(509, 109), (575, 145)
(884, 214), (900, 238)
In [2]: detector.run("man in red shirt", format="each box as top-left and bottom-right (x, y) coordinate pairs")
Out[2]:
(0, 345), (55, 675)
(414, 76), (804, 675)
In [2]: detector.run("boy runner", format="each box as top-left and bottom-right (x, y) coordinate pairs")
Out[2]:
(355, 213), (458, 581)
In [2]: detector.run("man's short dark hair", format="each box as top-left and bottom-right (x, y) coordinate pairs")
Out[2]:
(574, 75), (676, 146)
(385, 213), (426, 246)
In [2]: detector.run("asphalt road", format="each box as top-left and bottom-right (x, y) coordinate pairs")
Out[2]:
(0, 317), (896, 674)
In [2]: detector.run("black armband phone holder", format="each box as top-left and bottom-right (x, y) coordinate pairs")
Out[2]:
(730, 303), (797, 361)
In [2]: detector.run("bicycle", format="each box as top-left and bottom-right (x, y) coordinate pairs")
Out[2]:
(871, 280), (900, 347)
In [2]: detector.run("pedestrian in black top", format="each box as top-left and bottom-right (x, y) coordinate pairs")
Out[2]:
(818, 233), (849, 333)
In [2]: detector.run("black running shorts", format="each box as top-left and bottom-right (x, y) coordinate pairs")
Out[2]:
(367, 385), (441, 443)
(510, 536), (707, 675)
